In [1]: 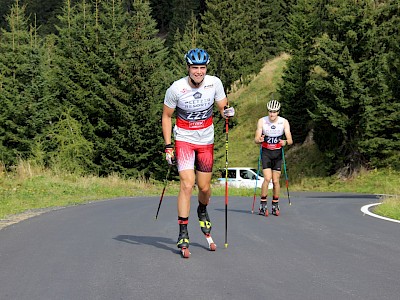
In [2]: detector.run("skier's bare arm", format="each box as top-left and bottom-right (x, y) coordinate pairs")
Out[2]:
(162, 104), (175, 145)
(283, 120), (293, 146)
(254, 118), (264, 144)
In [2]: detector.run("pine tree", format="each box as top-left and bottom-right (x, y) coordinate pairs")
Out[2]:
(114, 0), (170, 178)
(0, 1), (42, 166)
(277, 0), (323, 144)
(0, 0), (66, 34)
(307, 0), (380, 174)
(201, 0), (266, 92)
(51, 0), (169, 177)
(169, 12), (201, 79)
(148, 0), (173, 33)
(165, 0), (201, 48)
(47, 108), (94, 174)
(30, 34), (70, 167)
(262, 0), (291, 56)
(0, 0), (14, 30)
(358, 1), (400, 169)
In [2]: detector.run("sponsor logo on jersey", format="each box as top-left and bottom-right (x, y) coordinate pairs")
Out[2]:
(204, 84), (214, 89)
(271, 125), (276, 129)
(189, 120), (205, 128)
(193, 92), (202, 99)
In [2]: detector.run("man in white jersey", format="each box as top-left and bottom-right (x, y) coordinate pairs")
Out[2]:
(254, 100), (293, 216)
(162, 48), (234, 258)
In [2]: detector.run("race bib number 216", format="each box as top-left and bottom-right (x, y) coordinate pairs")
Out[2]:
(265, 136), (280, 144)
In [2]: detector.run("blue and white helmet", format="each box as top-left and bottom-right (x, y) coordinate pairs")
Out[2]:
(184, 48), (210, 65)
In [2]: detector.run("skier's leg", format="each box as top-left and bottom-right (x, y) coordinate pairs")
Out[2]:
(177, 217), (189, 248)
(272, 170), (281, 200)
(271, 170), (281, 216)
(196, 170), (212, 233)
(259, 196), (268, 216)
(174, 141), (196, 258)
(197, 171), (216, 250)
(195, 145), (216, 250)
(259, 168), (272, 216)
(197, 201), (211, 234)
(177, 170), (195, 218)
(271, 197), (280, 216)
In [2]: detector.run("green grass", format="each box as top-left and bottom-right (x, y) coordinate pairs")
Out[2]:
(374, 196), (400, 220)
(286, 164), (399, 194)
(0, 169), (151, 219)
(1, 159), (399, 223)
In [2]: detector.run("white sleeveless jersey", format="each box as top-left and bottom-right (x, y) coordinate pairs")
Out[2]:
(164, 75), (226, 145)
(261, 116), (286, 150)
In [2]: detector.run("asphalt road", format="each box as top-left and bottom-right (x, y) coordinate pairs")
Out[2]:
(0, 192), (399, 300)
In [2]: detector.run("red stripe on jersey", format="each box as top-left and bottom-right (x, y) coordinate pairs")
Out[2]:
(262, 142), (282, 150)
(176, 117), (213, 130)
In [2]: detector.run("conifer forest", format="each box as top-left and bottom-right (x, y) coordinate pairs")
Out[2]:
(0, 0), (399, 180)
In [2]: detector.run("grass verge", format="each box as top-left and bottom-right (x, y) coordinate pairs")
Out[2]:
(0, 163), (176, 221)
(1, 162), (399, 227)
(373, 196), (400, 221)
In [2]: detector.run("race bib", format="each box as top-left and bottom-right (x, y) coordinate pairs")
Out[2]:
(264, 136), (280, 144)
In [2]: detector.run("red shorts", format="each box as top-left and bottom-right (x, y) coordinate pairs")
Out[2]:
(175, 141), (214, 172)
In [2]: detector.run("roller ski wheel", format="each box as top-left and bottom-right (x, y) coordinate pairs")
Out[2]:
(177, 232), (190, 258)
(204, 233), (217, 251)
(272, 203), (280, 216)
(258, 207), (268, 217)
(180, 247), (191, 258)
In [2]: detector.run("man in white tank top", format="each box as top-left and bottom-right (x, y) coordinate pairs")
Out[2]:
(254, 100), (293, 216)
(162, 48), (235, 257)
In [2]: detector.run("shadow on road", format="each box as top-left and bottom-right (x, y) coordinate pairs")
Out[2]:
(113, 235), (208, 254)
(214, 208), (253, 215)
(307, 194), (379, 199)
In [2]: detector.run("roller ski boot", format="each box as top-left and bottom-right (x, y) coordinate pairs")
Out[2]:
(197, 203), (217, 251)
(258, 201), (269, 216)
(271, 201), (280, 216)
(177, 230), (190, 258)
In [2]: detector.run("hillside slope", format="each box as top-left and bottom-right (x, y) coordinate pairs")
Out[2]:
(214, 53), (290, 171)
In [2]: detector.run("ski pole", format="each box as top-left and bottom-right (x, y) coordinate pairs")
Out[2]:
(252, 145), (262, 213)
(224, 115), (229, 248)
(155, 165), (171, 220)
(281, 147), (291, 205)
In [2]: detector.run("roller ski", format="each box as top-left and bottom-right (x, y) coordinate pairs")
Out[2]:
(177, 230), (191, 258)
(271, 201), (280, 216)
(198, 203), (217, 251)
(258, 201), (269, 217)
(177, 218), (190, 258)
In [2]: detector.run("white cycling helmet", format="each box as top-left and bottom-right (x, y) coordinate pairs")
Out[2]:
(267, 100), (281, 111)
